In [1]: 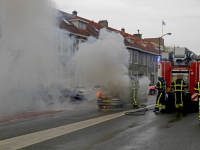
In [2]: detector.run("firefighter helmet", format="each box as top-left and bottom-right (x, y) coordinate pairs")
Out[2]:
(158, 76), (164, 81)
(130, 76), (136, 81)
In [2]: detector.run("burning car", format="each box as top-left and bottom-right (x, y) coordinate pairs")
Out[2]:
(96, 86), (124, 109)
(96, 80), (149, 109)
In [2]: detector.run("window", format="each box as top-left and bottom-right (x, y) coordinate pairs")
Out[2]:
(152, 55), (154, 61)
(143, 54), (146, 66)
(134, 51), (138, 64)
(129, 50), (132, 63)
(75, 39), (86, 50)
(78, 21), (87, 30)
(62, 35), (69, 54)
(79, 39), (86, 44)
(134, 71), (138, 80)
(128, 70), (132, 77)
(126, 38), (134, 43)
(130, 38), (134, 43)
(141, 43), (146, 47)
(139, 53), (142, 65)
(147, 55), (150, 66)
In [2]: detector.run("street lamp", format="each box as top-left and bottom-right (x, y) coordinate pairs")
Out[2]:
(159, 33), (172, 56)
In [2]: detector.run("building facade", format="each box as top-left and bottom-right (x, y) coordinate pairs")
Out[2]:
(58, 10), (163, 84)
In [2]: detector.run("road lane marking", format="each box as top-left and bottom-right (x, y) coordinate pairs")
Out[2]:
(0, 104), (155, 150)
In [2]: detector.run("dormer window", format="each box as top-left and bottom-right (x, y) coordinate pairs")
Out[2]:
(126, 37), (134, 43)
(140, 42), (147, 47)
(78, 21), (87, 30)
(154, 45), (159, 50)
(69, 19), (88, 30)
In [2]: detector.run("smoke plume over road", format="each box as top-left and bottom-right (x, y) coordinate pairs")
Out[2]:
(71, 28), (130, 94)
(0, 0), (61, 115)
(0, 0), (151, 116)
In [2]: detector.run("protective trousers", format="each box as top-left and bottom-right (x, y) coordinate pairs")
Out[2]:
(155, 91), (166, 110)
(174, 91), (183, 109)
(132, 89), (137, 106)
(198, 94), (200, 121)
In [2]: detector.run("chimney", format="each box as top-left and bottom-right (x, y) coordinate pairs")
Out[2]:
(121, 28), (125, 33)
(133, 29), (142, 39)
(72, 10), (77, 16)
(98, 20), (108, 28)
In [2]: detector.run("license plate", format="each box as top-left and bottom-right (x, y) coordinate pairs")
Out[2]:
(103, 100), (111, 103)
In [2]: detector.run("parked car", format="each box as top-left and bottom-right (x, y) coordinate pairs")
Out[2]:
(148, 83), (157, 95)
(92, 85), (103, 90)
(70, 87), (85, 100)
(33, 84), (71, 105)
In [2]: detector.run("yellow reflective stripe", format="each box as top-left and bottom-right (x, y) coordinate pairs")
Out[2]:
(132, 90), (137, 105)
(199, 82), (200, 94)
(181, 80), (183, 91)
(173, 89), (184, 92)
(162, 105), (166, 109)
(156, 93), (162, 106)
(180, 92), (183, 106)
(174, 92), (179, 108)
(174, 81), (176, 91)
(155, 81), (161, 89)
(174, 84), (184, 86)
(199, 97), (200, 120)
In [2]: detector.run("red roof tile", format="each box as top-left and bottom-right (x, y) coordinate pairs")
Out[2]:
(58, 10), (159, 55)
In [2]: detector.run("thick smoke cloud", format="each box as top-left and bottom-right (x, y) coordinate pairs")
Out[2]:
(0, 0), (149, 116)
(0, 0), (62, 115)
(71, 28), (130, 94)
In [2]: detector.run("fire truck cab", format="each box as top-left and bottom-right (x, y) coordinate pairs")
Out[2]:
(158, 47), (200, 113)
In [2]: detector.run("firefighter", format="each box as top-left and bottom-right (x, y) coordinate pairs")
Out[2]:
(129, 76), (139, 108)
(154, 76), (167, 113)
(171, 74), (187, 111)
(194, 81), (200, 121)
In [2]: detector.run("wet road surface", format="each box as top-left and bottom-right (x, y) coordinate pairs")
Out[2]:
(0, 95), (199, 150)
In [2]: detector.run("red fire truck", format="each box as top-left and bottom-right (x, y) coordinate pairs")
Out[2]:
(158, 47), (200, 113)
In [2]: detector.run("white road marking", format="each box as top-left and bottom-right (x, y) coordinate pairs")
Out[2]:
(0, 104), (155, 150)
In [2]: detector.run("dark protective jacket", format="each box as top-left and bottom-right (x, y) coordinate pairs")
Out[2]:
(194, 81), (200, 96)
(171, 79), (187, 92)
(155, 80), (166, 91)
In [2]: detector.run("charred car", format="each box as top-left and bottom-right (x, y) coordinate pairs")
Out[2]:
(96, 82), (148, 109)
(96, 86), (124, 109)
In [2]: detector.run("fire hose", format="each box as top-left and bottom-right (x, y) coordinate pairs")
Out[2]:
(125, 105), (155, 116)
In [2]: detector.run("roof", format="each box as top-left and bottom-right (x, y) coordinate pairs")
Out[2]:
(58, 10), (160, 55)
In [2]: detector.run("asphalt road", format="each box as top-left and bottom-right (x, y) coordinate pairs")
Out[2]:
(0, 95), (200, 150)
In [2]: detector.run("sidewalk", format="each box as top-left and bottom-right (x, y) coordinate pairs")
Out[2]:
(0, 110), (66, 123)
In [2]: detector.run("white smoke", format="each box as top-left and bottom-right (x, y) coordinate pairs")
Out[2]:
(71, 28), (130, 95)
(138, 76), (151, 92)
(0, 0), (65, 115)
(0, 1), (133, 116)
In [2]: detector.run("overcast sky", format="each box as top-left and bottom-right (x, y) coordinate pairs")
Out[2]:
(53, 0), (200, 55)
